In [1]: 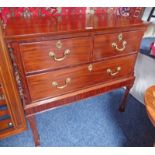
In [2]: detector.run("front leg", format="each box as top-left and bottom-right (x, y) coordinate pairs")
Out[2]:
(27, 115), (40, 146)
(119, 85), (133, 112)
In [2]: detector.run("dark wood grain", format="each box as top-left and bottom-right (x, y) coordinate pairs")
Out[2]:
(0, 86), (2, 94)
(25, 76), (135, 116)
(0, 118), (12, 131)
(144, 86), (155, 127)
(1, 13), (148, 146)
(27, 116), (40, 146)
(0, 25), (27, 139)
(4, 14), (148, 40)
(0, 109), (9, 117)
(19, 37), (92, 74)
(119, 84), (135, 112)
(27, 54), (136, 102)
(93, 30), (144, 60)
(0, 99), (6, 106)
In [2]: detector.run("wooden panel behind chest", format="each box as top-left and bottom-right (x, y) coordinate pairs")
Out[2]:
(0, 26), (26, 139)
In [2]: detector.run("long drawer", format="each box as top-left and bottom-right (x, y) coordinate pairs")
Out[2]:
(93, 30), (144, 60)
(19, 37), (92, 74)
(27, 54), (136, 102)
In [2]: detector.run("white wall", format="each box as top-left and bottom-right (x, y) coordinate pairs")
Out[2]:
(130, 8), (155, 104)
(142, 7), (155, 37)
(142, 7), (153, 21)
(130, 53), (155, 104)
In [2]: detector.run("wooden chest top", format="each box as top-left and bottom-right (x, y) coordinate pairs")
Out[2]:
(4, 14), (147, 40)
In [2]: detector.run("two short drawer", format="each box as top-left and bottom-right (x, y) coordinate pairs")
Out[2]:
(19, 30), (143, 74)
(27, 55), (136, 102)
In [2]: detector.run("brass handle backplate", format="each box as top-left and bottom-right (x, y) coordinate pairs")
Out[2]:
(112, 33), (127, 52)
(52, 78), (71, 89)
(49, 49), (70, 62)
(107, 66), (121, 76)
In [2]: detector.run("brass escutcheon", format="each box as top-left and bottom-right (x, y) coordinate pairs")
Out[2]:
(118, 33), (123, 41)
(88, 64), (93, 72)
(56, 40), (62, 49)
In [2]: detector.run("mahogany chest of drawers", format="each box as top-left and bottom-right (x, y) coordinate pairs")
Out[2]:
(0, 14), (148, 146)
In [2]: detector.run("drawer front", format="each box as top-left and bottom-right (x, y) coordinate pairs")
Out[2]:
(19, 37), (92, 74)
(93, 30), (144, 60)
(27, 55), (136, 102)
(0, 83), (14, 132)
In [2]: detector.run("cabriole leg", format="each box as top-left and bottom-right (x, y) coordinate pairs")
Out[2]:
(119, 85), (132, 112)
